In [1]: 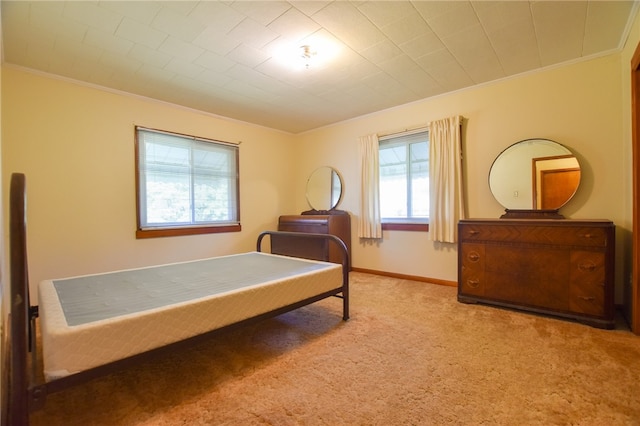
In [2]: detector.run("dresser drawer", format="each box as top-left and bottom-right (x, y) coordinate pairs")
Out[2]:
(570, 251), (606, 316)
(460, 243), (485, 296)
(278, 222), (328, 233)
(460, 223), (609, 248)
(278, 216), (330, 233)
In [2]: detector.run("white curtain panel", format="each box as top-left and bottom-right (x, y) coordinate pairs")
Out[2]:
(428, 116), (465, 243)
(358, 134), (382, 239)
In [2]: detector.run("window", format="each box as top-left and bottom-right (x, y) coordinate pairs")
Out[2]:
(135, 127), (240, 238)
(379, 130), (429, 231)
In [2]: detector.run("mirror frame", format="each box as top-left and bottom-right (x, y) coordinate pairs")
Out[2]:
(305, 166), (343, 211)
(489, 138), (581, 219)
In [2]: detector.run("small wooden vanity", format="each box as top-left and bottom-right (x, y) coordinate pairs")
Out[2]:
(271, 212), (351, 268)
(458, 218), (615, 328)
(271, 166), (352, 268)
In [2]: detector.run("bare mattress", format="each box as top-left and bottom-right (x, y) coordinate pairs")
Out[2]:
(38, 251), (342, 381)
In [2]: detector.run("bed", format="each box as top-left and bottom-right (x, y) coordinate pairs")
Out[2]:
(2, 173), (350, 425)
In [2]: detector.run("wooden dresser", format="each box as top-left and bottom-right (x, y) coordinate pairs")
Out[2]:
(458, 219), (615, 328)
(271, 212), (351, 268)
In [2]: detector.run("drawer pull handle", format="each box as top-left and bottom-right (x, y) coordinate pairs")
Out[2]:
(581, 233), (595, 239)
(467, 252), (480, 262)
(578, 296), (596, 302)
(578, 262), (596, 272)
(468, 230), (479, 236)
(467, 279), (480, 288)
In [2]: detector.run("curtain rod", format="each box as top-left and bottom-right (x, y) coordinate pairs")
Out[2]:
(377, 116), (464, 140)
(377, 125), (428, 140)
(136, 125), (241, 146)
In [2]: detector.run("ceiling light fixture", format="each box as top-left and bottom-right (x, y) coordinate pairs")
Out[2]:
(271, 39), (339, 71)
(300, 45), (316, 69)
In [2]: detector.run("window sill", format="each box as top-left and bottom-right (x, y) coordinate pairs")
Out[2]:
(136, 223), (241, 239)
(381, 223), (429, 232)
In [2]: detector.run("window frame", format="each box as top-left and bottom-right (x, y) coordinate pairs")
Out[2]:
(134, 126), (241, 239)
(378, 129), (430, 232)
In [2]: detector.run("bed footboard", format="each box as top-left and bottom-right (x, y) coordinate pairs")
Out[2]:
(257, 230), (350, 321)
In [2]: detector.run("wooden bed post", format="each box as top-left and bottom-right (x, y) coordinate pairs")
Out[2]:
(7, 173), (31, 425)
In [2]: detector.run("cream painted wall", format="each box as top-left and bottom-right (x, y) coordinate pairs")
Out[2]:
(296, 54), (627, 297)
(1, 67), (297, 301)
(0, 36), (635, 304)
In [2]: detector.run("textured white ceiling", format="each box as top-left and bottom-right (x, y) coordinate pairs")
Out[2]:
(1, 1), (638, 134)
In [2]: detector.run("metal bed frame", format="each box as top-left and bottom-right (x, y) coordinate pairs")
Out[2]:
(2, 172), (349, 425)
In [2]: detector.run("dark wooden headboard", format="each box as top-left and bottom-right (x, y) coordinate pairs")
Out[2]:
(4, 172), (32, 425)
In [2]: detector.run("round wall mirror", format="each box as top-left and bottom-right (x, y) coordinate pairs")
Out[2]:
(306, 166), (343, 211)
(489, 138), (581, 212)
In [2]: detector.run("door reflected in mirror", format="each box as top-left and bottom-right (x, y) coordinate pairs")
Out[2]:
(306, 166), (343, 211)
(489, 139), (581, 212)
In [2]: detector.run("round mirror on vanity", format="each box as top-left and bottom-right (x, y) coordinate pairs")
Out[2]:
(305, 166), (343, 212)
(489, 138), (581, 218)
(275, 166), (351, 268)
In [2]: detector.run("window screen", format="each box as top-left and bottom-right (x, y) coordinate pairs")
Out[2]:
(379, 130), (429, 223)
(136, 127), (239, 233)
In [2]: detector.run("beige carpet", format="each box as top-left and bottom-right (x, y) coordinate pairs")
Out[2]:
(30, 272), (640, 425)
